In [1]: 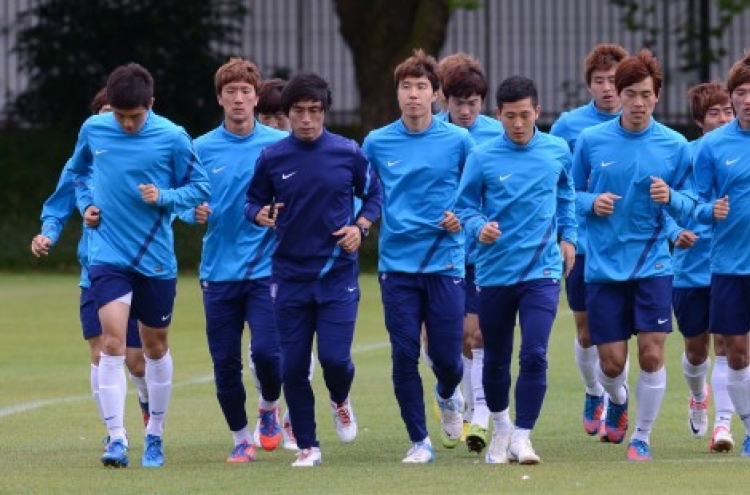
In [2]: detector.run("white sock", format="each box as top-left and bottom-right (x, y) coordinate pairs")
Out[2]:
(421, 341), (433, 370)
(99, 353), (127, 442)
(491, 409), (513, 434)
(511, 427), (531, 443)
(712, 356), (734, 427)
(574, 339), (604, 396)
(91, 364), (105, 424)
(631, 367), (667, 444)
(247, 345), (262, 395)
(726, 365), (750, 435)
(145, 350), (173, 437)
(129, 372), (149, 403)
(470, 349), (490, 428)
(597, 365), (628, 405)
(461, 355), (473, 422)
(682, 352), (709, 400)
(259, 398), (279, 411)
(231, 426), (253, 445)
(308, 352), (316, 381)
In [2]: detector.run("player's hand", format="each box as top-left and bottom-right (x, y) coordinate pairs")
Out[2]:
(84, 205), (101, 227)
(194, 203), (212, 224)
(438, 210), (461, 233)
(674, 229), (698, 248)
(139, 184), (160, 204)
(334, 225), (361, 253)
(254, 203), (284, 227)
(30, 235), (52, 257)
(714, 195), (729, 220)
(593, 192), (621, 216)
(650, 176), (671, 204)
(560, 240), (575, 277)
(479, 221), (501, 244)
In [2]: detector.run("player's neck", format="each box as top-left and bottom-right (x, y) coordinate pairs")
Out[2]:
(224, 118), (255, 137)
(401, 113), (432, 133)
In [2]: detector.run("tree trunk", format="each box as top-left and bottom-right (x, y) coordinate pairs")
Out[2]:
(334, 0), (452, 134)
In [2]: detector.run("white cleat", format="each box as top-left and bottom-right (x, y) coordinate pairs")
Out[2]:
(688, 387), (710, 438)
(709, 425), (734, 453)
(281, 410), (299, 451)
(485, 430), (511, 464)
(402, 441), (435, 463)
(435, 385), (464, 449)
(292, 447), (322, 467)
(508, 437), (541, 465)
(331, 397), (357, 443)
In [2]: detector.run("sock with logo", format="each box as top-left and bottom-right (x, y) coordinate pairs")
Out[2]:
(682, 352), (709, 400)
(99, 353), (128, 442)
(575, 339), (604, 397)
(726, 365), (750, 434)
(712, 356), (734, 427)
(91, 363), (105, 424)
(145, 350), (173, 437)
(631, 367), (666, 444)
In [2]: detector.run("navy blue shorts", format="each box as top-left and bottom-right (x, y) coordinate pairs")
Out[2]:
(565, 254), (586, 312)
(465, 264), (478, 315)
(672, 287), (710, 338)
(587, 276), (673, 345)
(89, 265), (177, 328)
(710, 274), (750, 336)
(80, 288), (141, 347)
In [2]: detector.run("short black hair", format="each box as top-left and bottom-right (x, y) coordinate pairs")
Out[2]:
(495, 75), (538, 109)
(280, 72), (332, 114)
(257, 78), (286, 114)
(106, 62), (154, 110)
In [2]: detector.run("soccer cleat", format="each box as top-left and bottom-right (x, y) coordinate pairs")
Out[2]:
(688, 387), (710, 438)
(101, 438), (129, 468)
(709, 425), (734, 453)
(460, 420), (470, 442)
(292, 447), (322, 467)
(139, 399), (150, 428)
(402, 441), (435, 463)
(331, 398), (357, 443)
(435, 385), (464, 449)
(742, 435), (750, 458)
(282, 410), (299, 451)
(583, 393), (605, 435)
(141, 434), (164, 468)
(466, 424), (488, 454)
(626, 439), (652, 461)
(485, 430), (511, 464)
(508, 437), (541, 465)
(603, 396), (628, 444)
(226, 441), (257, 463)
(257, 407), (282, 451)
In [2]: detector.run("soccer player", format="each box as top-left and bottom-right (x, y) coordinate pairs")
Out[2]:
(571, 49), (694, 461)
(179, 58), (287, 463)
(435, 52), (503, 452)
(550, 43), (629, 439)
(692, 51), (750, 458)
(670, 82), (735, 451)
(69, 63), (210, 468)
(245, 72), (382, 467)
(30, 87), (150, 441)
(256, 78), (290, 131)
(362, 49), (475, 463)
(456, 75), (576, 464)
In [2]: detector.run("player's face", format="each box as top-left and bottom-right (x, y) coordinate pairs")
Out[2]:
(588, 67), (620, 113)
(288, 100), (325, 141)
(258, 111), (290, 131)
(218, 82), (258, 126)
(731, 82), (750, 129)
(113, 104), (151, 134)
(699, 102), (734, 133)
(397, 76), (437, 120)
(495, 97), (540, 145)
(618, 77), (658, 132)
(447, 94), (483, 128)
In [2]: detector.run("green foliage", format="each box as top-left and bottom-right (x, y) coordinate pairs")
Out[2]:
(447, 0), (483, 11)
(8, 0), (248, 136)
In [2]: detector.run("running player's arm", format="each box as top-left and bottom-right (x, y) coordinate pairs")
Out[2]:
(455, 151), (490, 242)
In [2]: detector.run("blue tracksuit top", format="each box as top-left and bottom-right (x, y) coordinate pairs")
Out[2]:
(550, 100), (622, 256)
(363, 117), (475, 276)
(572, 117), (693, 282)
(693, 119), (750, 275)
(39, 159), (92, 288)
(671, 138), (712, 288)
(435, 112), (504, 265)
(69, 110), (210, 279)
(455, 129), (577, 286)
(182, 122), (287, 282)
(245, 128), (382, 282)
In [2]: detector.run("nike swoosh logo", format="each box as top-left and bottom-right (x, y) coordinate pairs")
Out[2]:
(726, 158), (740, 166)
(104, 416), (115, 421)
(161, 314), (172, 321)
(453, 279), (462, 284)
(657, 318), (668, 325)
(689, 418), (701, 436)
(95, 150), (107, 155)
(212, 166), (226, 173)
(387, 160), (401, 167)
(347, 287), (357, 292)
(282, 172), (297, 179)
(600, 161), (615, 167)
(499, 174), (511, 181)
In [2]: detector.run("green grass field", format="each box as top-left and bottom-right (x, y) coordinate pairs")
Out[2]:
(2, 273), (749, 494)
